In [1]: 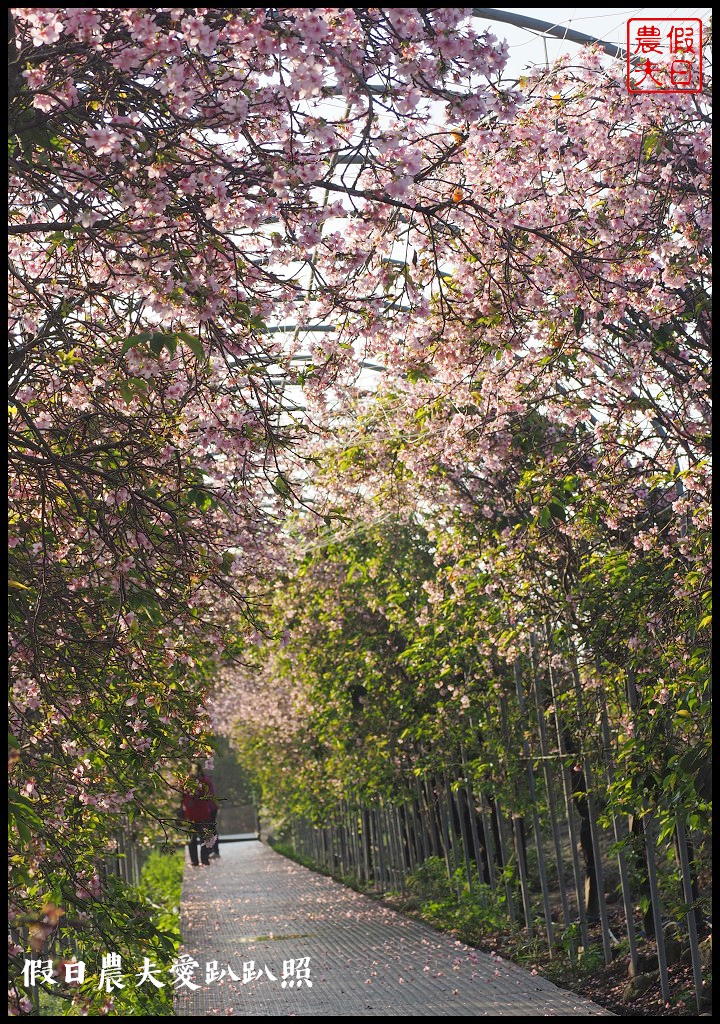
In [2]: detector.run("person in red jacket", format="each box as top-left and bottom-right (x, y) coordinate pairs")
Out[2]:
(181, 765), (219, 867)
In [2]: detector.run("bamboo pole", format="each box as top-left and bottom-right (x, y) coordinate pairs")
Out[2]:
(570, 661), (613, 964)
(387, 802), (401, 892)
(408, 796), (424, 870)
(625, 670), (670, 1002)
(496, 683), (524, 926)
(460, 741), (488, 890)
(514, 658), (555, 950)
(674, 814), (704, 1013)
(374, 807), (387, 892)
(530, 633), (574, 943)
(512, 813), (535, 936)
(435, 773), (456, 891)
(417, 778), (434, 860)
(382, 800), (397, 891)
(393, 804), (409, 891)
(453, 774), (475, 891)
(599, 696), (639, 973)
(641, 809), (671, 1004)
(493, 797), (518, 925)
(362, 807), (372, 885)
(442, 769), (463, 894)
(351, 804), (362, 883)
(547, 650), (590, 950)
(476, 788), (498, 892)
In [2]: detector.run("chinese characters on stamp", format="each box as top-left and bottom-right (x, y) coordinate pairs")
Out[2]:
(627, 18), (703, 94)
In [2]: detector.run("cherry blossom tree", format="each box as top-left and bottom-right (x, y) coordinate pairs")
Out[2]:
(213, 39), (711, 953)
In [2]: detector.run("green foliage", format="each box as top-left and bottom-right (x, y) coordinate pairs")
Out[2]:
(64, 849), (182, 1016)
(407, 856), (455, 901)
(136, 848), (185, 947)
(405, 858), (510, 946)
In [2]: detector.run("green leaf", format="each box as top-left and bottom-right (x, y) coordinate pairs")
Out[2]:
(272, 473), (290, 496)
(549, 499), (567, 523)
(11, 812), (31, 845)
(120, 331), (153, 355)
(148, 332), (178, 357)
(184, 335), (205, 361)
(118, 377), (149, 405)
(642, 130), (663, 159)
(573, 306), (585, 336)
(407, 367), (430, 383)
(188, 487), (214, 511)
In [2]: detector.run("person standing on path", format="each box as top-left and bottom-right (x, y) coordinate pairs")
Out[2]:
(181, 764), (219, 867)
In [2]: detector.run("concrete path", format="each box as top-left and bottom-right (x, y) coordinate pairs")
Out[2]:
(174, 840), (614, 1017)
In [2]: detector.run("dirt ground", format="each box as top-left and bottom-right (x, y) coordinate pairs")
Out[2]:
(569, 951), (710, 1017)
(485, 920), (712, 1018)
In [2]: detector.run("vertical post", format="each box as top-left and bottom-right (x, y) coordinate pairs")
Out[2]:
(374, 807), (387, 892)
(514, 657), (555, 950)
(410, 798), (423, 872)
(389, 802), (399, 892)
(350, 804), (361, 884)
(434, 774), (455, 890)
(493, 797), (517, 925)
(362, 807), (372, 886)
(496, 680), (523, 927)
(570, 660), (613, 964)
(547, 647), (590, 951)
(625, 669), (669, 1003)
(674, 814), (704, 1013)
(460, 742), (488, 890)
(476, 789), (498, 892)
(442, 770), (463, 894)
(337, 804), (346, 878)
(335, 819), (344, 876)
(322, 826), (329, 871)
(393, 804), (408, 891)
(512, 813), (534, 936)
(414, 776), (433, 861)
(381, 800), (396, 891)
(641, 809), (671, 1004)
(453, 777), (475, 891)
(530, 633), (574, 943)
(385, 802), (397, 892)
(599, 696), (639, 973)
(408, 797), (423, 870)
(422, 774), (445, 865)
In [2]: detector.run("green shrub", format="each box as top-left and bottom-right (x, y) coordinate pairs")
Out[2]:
(34, 848), (185, 1016)
(406, 858), (510, 946)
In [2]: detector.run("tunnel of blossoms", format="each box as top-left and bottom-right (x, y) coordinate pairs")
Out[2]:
(8, 8), (711, 1016)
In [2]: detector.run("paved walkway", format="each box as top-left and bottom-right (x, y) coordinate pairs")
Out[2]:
(174, 841), (614, 1017)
